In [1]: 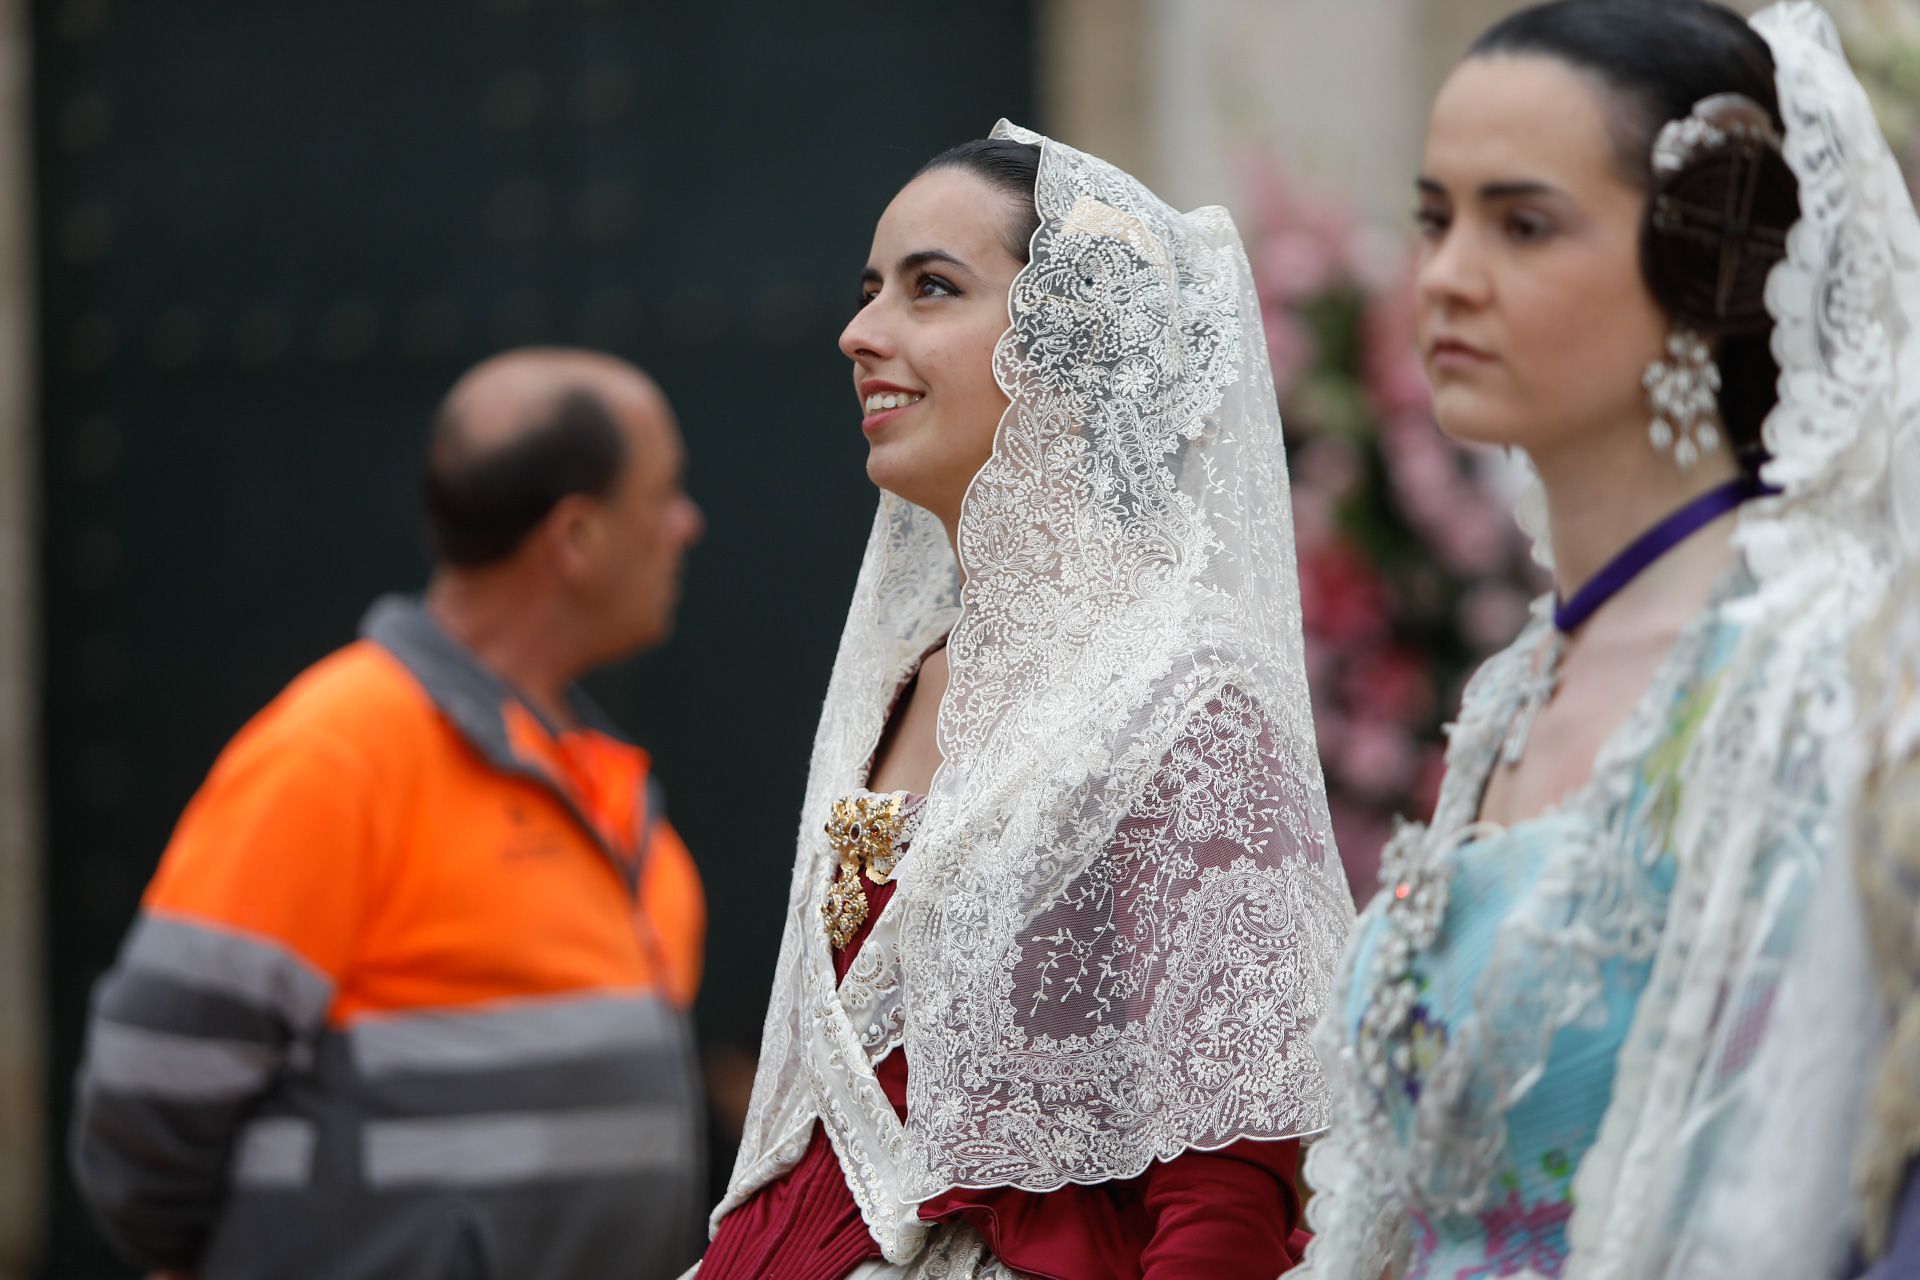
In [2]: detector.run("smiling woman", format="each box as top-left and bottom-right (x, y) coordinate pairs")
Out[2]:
(842, 144), (1036, 535)
(692, 123), (1354, 1280)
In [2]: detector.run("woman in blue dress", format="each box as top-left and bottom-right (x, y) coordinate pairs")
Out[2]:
(1299, 2), (1920, 1277)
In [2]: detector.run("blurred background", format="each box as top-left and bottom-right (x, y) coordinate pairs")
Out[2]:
(1, 0), (1911, 1275)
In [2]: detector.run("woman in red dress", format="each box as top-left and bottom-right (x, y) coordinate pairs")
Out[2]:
(694, 123), (1353, 1280)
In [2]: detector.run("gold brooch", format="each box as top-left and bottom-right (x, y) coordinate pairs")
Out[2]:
(820, 792), (908, 951)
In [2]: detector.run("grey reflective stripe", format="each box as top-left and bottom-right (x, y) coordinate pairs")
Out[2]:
(363, 1105), (687, 1188)
(122, 912), (334, 1032)
(230, 1118), (315, 1188)
(349, 992), (680, 1077)
(84, 1020), (279, 1101)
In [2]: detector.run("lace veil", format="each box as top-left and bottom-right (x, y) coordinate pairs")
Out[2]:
(1670, 8), (1920, 1274)
(1300, 4), (1920, 1276)
(712, 122), (1353, 1260)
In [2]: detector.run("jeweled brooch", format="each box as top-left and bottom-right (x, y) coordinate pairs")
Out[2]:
(820, 791), (909, 951)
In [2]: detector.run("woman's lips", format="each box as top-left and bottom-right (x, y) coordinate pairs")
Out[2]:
(1427, 338), (1494, 372)
(861, 397), (922, 434)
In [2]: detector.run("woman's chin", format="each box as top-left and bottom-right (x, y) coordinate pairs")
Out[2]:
(866, 443), (930, 505)
(867, 444), (970, 525)
(1430, 395), (1524, 451)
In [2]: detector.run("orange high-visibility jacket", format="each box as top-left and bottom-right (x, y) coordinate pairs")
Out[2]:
(72, 597), (708, 1280)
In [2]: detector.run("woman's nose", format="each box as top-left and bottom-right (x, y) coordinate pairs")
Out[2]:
(839, 293), (893, 363)
(1418, 225), (1489, 310)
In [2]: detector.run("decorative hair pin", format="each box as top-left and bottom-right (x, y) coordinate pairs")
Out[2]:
(1652, 92), (1783, 175)
(1647, 92), (1795, 331)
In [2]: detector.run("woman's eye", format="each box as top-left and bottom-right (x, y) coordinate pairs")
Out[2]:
(1413, 207), (1449, 239)
(1505, 212), (1554, 243)
(854, 289), (878, 311)
(915, 273), (959, 299)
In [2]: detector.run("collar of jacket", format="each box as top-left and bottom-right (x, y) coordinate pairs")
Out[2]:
(360, 594), (655, 893)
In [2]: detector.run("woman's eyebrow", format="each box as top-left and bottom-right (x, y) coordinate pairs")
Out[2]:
(860, 249), (973, 289)
(898, 248), (968, 274)
(1476, 179), (1559, 201)
(1415, 175), (1562, 202)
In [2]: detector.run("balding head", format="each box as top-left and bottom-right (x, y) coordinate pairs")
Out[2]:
(424, 348), (667, 568)
(422, 347), (703, 667)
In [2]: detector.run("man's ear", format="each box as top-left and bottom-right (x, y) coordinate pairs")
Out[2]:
(538, 493), (603, 584)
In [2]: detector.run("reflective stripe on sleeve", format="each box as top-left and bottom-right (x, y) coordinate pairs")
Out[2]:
(83, 1021), (280, 1102)
(121, 912), (334, 1032)
(362, 1104), (688, 1188)
(230, 1118), (316, 1188)
(348, 992), (679, 1077)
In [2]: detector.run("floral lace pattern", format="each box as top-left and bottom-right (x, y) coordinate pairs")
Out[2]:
(902, 685), (1349, 1194)
(713, 121), (1350, 1259)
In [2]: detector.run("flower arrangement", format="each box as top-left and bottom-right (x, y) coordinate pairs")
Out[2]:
(1243, 160), (1543, 896)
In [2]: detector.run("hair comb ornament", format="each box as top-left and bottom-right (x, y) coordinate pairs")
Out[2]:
(1646, 92), (1798, 334)
(1652, 92), (1783, 174)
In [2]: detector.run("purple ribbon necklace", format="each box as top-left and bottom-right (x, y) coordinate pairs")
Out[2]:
(1500, 473), (1774, 767)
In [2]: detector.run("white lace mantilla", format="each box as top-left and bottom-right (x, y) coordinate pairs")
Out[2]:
(1302, 5), (1919, 1277)
(712, 122), (1353, 1260)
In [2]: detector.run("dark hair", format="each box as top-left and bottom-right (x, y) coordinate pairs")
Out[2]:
(423, 386), (627, 567)
(1470, 0), (1799, 452)
(916, 137), (1043, 263)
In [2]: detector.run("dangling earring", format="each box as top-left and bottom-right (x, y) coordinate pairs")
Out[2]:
(1643, 326), (1723, 470)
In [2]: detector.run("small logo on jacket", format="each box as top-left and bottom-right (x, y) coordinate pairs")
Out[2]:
(501, 801), (565, 861)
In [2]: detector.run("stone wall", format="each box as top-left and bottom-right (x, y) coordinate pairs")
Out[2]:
(1044, 0), (1767, 223)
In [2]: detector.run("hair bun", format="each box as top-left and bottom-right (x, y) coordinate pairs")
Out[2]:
(1643, 93), (1800, 336)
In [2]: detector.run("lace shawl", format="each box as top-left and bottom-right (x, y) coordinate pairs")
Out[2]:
(1852, 571), (1920, 1260)
(1300, 5), (1919, 1276)
(713, 122), (1353, 1262)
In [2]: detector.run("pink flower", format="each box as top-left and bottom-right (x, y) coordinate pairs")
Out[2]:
(1361, 275), (1434, 418)
(1256, 230), (1344, 305)
(1241, 150), (1361, 302)
(1261, 304), (1319, 397)
(1458, 583), (1534, 653)
(1304, 634), (1338, 694)
(1381, 413), (1518, 577)
(1341, 644), (1437, 727)
(1328, 797), (1392, 898)
(1299, 541), (1389, 645)
(1290, 487), (1339, 555)
(1338, 716), (1417, 800)
(1295, 436), (1365, 503)
(1468, 1190), (1573, 1278)
(1382, 412), (1457, 495)
(1409, 745), (1447, 821)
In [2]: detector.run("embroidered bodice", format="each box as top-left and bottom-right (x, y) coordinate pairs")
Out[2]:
(1340, 807), (1679, 1277)
(1305, 571), (1756, 1279)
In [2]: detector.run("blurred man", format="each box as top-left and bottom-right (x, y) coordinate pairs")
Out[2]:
(71, 349), (709, 1280)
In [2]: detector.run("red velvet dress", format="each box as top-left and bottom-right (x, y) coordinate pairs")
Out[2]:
(700, 870), (1310, 1279)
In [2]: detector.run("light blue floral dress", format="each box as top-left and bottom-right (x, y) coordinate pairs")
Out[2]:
(1300, 568), (1813, 1279)
(1335, 802), (1675, 1276)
